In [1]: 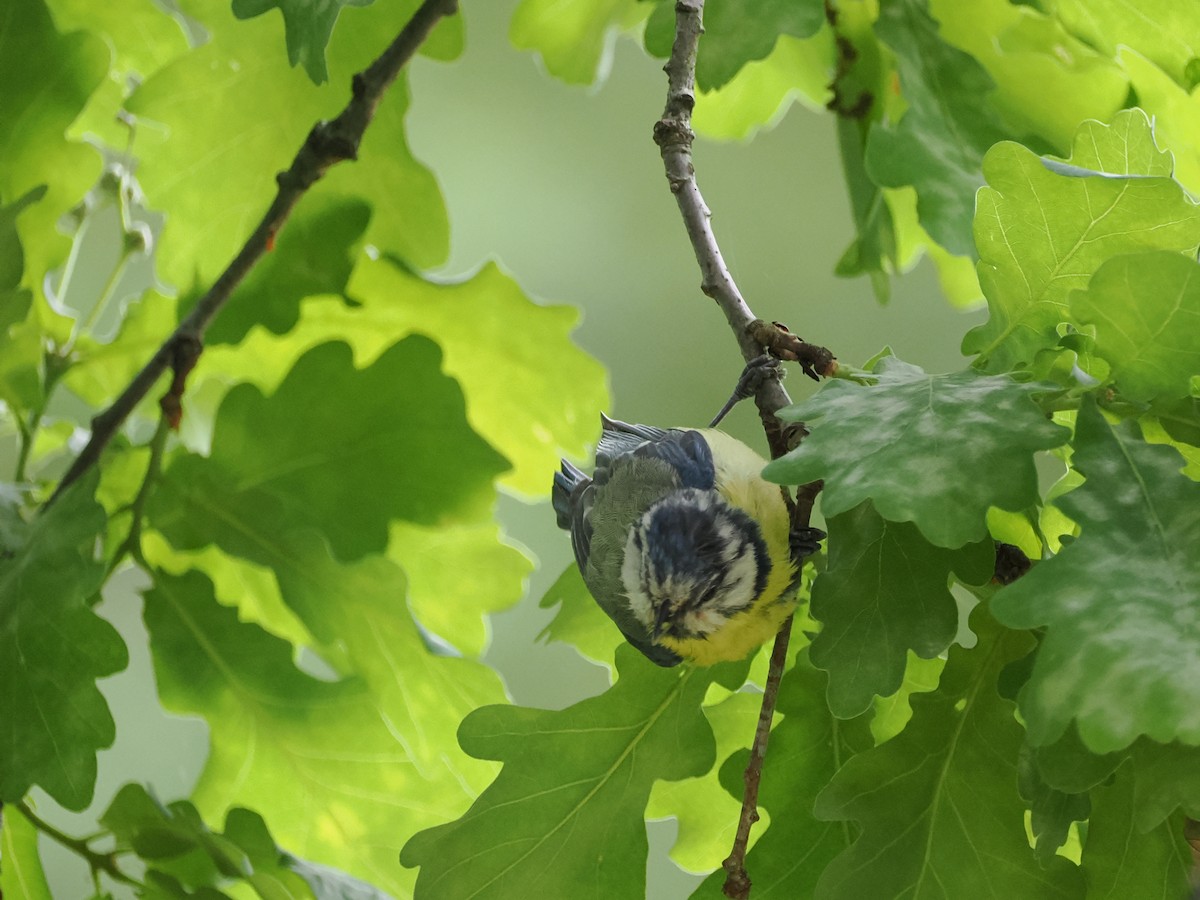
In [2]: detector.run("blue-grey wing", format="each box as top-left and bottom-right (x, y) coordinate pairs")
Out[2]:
(597, 414), (715, 491)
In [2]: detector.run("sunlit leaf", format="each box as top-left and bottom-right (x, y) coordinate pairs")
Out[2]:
(929, 0), (1127, 152)
(126, 0), (449, 290)
(0, 805), (53, 900)
(232, 0), (374, 85)
(1117, 48), (1200, 198)
(510, 0), (647, 85)
(1053, 0), (1200, 86)
(1070, 251), (1200, 403)
(963, 110), (1200, 372)
(0, 0), (106, 295)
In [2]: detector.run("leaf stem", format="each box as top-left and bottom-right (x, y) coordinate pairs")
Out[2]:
(107, 414), (171, 576)
(13, 800), (141, 888)
(45, 0), (461, 508)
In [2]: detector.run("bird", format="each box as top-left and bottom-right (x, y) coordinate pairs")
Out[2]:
(553, 413), (816, 667)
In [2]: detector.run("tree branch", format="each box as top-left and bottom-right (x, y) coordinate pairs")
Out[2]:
(653, 4), (831, 897)
(14, 800), (141, 888)
(46, 0), (460, 507)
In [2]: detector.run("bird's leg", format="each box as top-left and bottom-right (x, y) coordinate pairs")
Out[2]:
(789, 525), (826, 563)
(709, 355), (783, 427)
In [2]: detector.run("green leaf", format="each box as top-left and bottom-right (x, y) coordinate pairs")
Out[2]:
(510, 0), (647, 86)
(646, 688), (762, 874)
(864, 0), (1010, 256)
(1081, 766), (1192, 900)
(692, 0), (825, 92)
(1070, 251), (1200, 403)
(692, 658), (874, 899)
(401, 645), (717, 898)
(808, 502), (991, 717)
(0, 473), (126, 810)
(764, 358), (1069, 548)
(1016, 741), (1090, 863)
(0, 190), (46, 413)
(0, 0), (106, 295)
(1118, 48), (1200, 196)
(1, 805), (53, 900)
(143, 567), (499, 898)
(198, 195), (371, 345)
(232, 0), (374, 85)
(102, 783), (389, 898)
(126, 0), (448, 289)
(813, 609), (1084, 898)
(149, 337), (509, 563)
(198, 258), (607, 496)
(963, 110), (1200, 372)
(537, 563), (623, 669)
(871, 653), (945, 745)
(992, 401), (1200, 751)
(928, 0), (1127, 153)
(690, 30), (835, 141)
(1053, 0), (1200, 86)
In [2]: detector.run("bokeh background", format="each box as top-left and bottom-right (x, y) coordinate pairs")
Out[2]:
(38, 0), (984, 894)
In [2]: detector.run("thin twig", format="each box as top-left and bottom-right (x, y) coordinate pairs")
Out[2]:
(653, 4), (828, 897)
(46, 0), (460, 507)
(14, 801), (141, 888)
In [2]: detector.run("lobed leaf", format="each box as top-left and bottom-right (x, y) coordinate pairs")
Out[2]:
(992, 401), (1200, 751)
(0, 0), (105, 297)
(401, 645), (717, 898)
(928, 0), (1127, 153)
(510, 0), (647, 86)
(125, 0), (449, 290)
(0, 806), (53, 900)
(198, 257), (608, 497)
(692, 659), (874, 899)
(0, 475), (125, 810)
(864, 0), (1010, 256)
(807, 502), (992, 718)
(962, 110), (1200, 372)
(1070, 251), (1200, 403)
(232, 0), (374, 85)
(764, 357), (1069, 548)
(813, 609), (1083, 898)
(144, 566), (500, 897)
(1052, 0), (1200, 86)
(149, 337), (509, 563)
(1080, 767), (1192, 900)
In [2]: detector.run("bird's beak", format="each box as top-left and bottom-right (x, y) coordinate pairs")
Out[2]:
(653, 601), (674, 639)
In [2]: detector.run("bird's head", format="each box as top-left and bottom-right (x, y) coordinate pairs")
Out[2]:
(620, 488), (770, 641)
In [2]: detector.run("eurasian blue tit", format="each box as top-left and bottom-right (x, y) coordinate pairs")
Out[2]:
(553, 415), (800, 667)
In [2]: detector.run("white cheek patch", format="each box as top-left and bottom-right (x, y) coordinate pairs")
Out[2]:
(680, 607), (725, 637)
(717, 548), (760, 614)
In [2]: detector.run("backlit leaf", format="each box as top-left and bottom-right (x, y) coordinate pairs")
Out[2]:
(963, 110), (1200, 372)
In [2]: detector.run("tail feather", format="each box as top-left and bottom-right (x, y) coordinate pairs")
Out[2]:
(552, 460), (588, 530)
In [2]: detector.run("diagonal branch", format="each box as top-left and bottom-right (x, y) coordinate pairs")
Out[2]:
(652, 3), (830, 897)
(47, 0), (460, 508)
